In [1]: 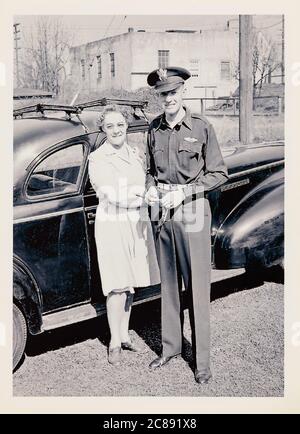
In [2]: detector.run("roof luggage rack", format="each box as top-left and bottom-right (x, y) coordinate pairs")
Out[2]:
(13, 98), (148, 119)
(13, 103), (80, 118)
(77, 98), (147, 110)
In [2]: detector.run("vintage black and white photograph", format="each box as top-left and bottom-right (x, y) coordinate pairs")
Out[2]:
(12, 14), (284, 397)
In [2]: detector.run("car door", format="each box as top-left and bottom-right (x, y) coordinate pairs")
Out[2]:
(14, 134), (98, 313)
(83, 127), (148, 303)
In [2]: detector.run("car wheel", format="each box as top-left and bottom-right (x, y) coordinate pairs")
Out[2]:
(13, 303), (27, 371)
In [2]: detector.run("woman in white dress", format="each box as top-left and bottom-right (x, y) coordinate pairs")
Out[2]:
(88, 105), (160, 366)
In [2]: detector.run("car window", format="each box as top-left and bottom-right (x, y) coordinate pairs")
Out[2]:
(27, 144), (85, 197)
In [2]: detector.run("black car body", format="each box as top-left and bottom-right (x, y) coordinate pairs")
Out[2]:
(13, 102), (284, 370)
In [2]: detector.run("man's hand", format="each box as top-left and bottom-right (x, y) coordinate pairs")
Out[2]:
(145, 186), (159, 206)
(161, 190), (185, 209)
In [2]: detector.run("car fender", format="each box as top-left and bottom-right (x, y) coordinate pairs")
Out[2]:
(214, 170), (284, 269)
(13, 256), (43, 335)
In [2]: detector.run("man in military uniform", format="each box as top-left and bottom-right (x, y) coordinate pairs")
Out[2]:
(145, 66), (228, 384)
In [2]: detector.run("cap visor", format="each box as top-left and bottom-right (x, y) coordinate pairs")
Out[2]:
(155, 81), (184, 93)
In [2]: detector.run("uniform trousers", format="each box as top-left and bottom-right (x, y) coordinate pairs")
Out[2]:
(154, 197), (211, 372)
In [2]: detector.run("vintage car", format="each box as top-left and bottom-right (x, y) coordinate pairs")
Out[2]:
(13, 100), (284, 370)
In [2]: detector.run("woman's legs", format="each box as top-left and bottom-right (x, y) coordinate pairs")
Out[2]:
(120, 291), (134, 343)
(106, 291), (127, 348)
(106, 289), (134, 348)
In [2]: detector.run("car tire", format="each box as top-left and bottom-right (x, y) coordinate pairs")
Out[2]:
(13, 303), (27, 371)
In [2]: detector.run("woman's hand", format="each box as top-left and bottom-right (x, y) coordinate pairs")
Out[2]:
(160, 190), (185, 209)
(145, 186), (159, 206)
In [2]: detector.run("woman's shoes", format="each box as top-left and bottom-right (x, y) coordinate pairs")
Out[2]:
(108, 346), (121, 366)
(108, 341), (140, 365)
(121, 341), (141, 352)
(108, 339), (141, 365)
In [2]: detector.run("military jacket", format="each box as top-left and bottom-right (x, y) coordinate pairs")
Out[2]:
(146, 108), (228, 196)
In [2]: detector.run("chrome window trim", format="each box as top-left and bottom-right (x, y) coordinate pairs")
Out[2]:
(23, 140), (90, 203)
(13, 207), (84, 224)
(228, 160), (284, 180)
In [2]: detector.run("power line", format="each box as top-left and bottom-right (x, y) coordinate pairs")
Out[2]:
(19, 23), (233, 31)
(103, 15), (116, 38)
(115, 15), (127, 34)
(255, 20), (283, 30)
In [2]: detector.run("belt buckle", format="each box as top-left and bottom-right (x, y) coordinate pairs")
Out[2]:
(158, 183), (182, 191)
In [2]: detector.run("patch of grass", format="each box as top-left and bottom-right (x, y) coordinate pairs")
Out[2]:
(207, 114), (284, 147)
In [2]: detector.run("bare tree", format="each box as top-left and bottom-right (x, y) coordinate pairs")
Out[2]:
(252, 31), (281, 96)
(233, 30), (282, 96)
(20, 16), (72, 95)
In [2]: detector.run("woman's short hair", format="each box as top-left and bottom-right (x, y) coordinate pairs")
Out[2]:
(97, 104), (132, 129)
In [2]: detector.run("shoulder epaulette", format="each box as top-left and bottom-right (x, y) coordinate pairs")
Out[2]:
(191, 112), (210, 125)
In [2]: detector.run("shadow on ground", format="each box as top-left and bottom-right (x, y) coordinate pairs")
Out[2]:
(22, 266), (283, 371)
(211, 264), (283, 302)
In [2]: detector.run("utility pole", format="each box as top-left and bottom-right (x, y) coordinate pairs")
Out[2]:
(281, 15), (285, 84)
(13, 23), (21, 88)
(239, 15), (253, 145)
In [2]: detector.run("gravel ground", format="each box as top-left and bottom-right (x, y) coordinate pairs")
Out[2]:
(13, 271), (284, 397)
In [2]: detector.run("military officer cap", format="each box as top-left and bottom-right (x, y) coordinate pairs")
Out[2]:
(147, 66), (191, 93)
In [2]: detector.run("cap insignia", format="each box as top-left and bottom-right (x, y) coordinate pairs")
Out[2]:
(157, 68), (168, 81)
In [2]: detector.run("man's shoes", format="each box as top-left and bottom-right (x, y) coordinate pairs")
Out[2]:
(149, 355), (175, 370)
(108, 346), (121, 366)
(194, 369), (212, 384)
(121, 341), (141, 352)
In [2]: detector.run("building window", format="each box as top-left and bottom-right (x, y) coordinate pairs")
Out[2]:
(158, 50), (169, 69)
(189, 58), (200, 78)
(110, 53), (115, 77)
(97, 55), (102, 78)
(221, 61), (231, 81)
(81, 59), (85, 80)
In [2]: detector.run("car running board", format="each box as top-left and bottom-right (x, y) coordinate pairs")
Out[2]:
(42, 285), (161, 332)
(41, 270), (244, 332)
